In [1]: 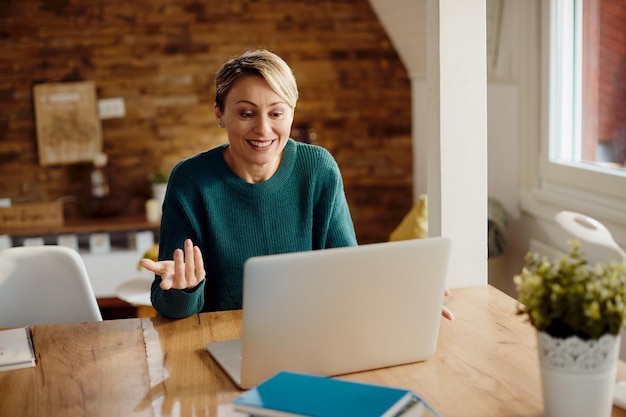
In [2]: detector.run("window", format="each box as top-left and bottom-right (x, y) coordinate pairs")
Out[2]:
(539, 0), (626, 213)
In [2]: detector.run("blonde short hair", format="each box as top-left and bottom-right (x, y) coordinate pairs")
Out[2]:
(215, 49), (299, 112)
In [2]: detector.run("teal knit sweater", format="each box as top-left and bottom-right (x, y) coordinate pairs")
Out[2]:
(151, 139), (358, 318)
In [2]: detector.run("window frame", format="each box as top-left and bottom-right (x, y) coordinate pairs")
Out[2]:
(534, 0), (626, 226)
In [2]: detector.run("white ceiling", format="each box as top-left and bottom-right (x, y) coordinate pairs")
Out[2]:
(367, 0), (427, 77)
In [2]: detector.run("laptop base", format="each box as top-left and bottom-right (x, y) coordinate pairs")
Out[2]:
(206, 339), (243, 387)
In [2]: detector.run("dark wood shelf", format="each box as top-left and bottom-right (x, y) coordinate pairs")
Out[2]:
(1, 214), (159, 237)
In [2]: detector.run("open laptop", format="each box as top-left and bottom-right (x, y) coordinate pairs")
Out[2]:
(206, 236), (452, 389)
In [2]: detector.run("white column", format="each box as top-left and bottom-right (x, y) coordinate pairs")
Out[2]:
(426, 0), (488, 287)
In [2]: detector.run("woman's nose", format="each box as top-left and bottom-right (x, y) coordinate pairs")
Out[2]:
(253, 115), (272, 135)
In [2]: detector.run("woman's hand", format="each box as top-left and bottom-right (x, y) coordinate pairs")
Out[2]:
(441, 288), (454, 320)
(140, 239), (206, 290)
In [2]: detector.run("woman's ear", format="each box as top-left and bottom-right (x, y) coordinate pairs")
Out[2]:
(214, 104), (223, 128)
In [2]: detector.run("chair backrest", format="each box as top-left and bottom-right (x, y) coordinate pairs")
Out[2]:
(0, 245), (103, 327)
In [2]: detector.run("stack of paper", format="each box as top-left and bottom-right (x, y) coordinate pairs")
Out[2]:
(0, 327), (36, 372)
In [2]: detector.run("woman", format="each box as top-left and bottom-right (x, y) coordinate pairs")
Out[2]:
(140, 49), (358, 319)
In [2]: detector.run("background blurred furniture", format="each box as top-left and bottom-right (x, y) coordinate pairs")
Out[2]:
(389, 194), (508, 257)
(0, 245), (102, 327)
(115, 277), (156, 318)
(0, 215), (159, 318)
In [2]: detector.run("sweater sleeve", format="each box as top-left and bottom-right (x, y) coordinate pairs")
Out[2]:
(312, 150), (358, 249)
(325, 180), (358, 248)
(150, 161), (207, 319)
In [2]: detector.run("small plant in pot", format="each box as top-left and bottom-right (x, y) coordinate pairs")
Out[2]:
(515, 240), (626, 340)
(145, 169), (170, 223)
(150, 170), (169, 185)
(514, 240), (626, 417)
(149, 169), (169, 204)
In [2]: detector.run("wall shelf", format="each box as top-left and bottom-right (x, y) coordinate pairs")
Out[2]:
(1, 214), (159, 237)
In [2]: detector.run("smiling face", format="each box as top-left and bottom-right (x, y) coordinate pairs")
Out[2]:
(215, 75), (294, 183)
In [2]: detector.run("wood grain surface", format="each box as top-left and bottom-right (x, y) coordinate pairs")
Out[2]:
(1, 286), (625, 417)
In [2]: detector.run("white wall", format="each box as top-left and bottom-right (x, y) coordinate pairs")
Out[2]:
(369, 0), (542, 295)
(372, 0), (489, 288)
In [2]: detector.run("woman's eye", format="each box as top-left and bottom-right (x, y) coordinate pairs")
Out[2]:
(272, 112), (284, 118)
(240, 112), (254, 118)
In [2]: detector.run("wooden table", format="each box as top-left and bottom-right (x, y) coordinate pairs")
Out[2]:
(1, 285), (625, 417)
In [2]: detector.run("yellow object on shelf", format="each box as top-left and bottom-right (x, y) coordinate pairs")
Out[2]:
(389, 194), (428, 242)
(138, 243), (159, 270)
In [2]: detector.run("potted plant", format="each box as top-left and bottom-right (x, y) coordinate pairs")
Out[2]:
(514, 240), (626, 417)
(150, 170), (169, 186)
(149, 169), (169, 211)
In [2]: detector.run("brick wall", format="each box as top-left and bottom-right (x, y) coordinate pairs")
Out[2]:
(598, 0), (626, 143)
(0, 0), (413, 243)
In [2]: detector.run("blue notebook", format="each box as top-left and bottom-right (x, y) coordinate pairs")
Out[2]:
(232, 371), (419, 417)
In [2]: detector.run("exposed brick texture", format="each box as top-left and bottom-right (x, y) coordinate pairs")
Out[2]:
(0, 0), (413, 243)
(598, 0), (626, 143)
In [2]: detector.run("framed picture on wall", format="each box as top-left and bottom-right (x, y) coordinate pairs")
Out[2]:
(33, 80), (102, 166)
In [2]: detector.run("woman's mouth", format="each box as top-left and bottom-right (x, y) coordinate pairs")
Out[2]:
(248, 139), (275, 149)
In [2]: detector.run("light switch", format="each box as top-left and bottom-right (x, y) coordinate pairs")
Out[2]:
(98, 97), (126, 119)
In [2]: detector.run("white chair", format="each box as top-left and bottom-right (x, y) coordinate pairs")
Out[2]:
(0, 245), (102, 327)
(115, 277), (156, 317)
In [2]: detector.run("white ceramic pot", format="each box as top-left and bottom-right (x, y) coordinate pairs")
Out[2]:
(537, 331), (620, 417)
(151, 183), (167, 210)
